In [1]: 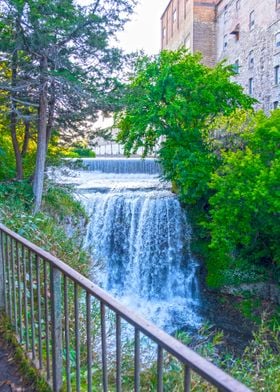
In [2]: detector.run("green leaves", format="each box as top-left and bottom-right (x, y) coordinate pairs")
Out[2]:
(207, 110), (280, 287)
(0, 0), (137, 185)
(116, 48), (279, 289)
(116, 49), (254, 206)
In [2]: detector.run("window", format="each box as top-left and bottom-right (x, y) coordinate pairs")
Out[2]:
(277, 0), (280, 10)
(230, 24), (240, 41)
(236, 0), (241, 10)
(249, 10), (255, 30)
(249, 78), (254, 95)
(173, 9), (177, 23)
(233, 59), (240, 74)
(275, 65), (280, 85)
(224, 34), (228, 49)
(248, 50), (254, 68)
(273, 101), (279, 109)
(276, 32), (280, 48)
(162, 27), (166, 40)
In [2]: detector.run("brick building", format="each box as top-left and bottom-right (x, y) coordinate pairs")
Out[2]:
(161, 0), (280, 111)
(161, 0), (216, 66)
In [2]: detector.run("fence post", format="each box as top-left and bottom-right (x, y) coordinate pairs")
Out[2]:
(50, 265), (63, 391)
(0, 231), (5, 312)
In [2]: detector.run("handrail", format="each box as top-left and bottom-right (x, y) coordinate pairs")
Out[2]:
(0, 223), (251, 392)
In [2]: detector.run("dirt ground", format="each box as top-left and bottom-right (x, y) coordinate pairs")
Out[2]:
(0, 338), (33, 392)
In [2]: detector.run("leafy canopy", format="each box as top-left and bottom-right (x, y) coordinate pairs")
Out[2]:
(207, 110), (280, 287)
(116, 49), (254, 205)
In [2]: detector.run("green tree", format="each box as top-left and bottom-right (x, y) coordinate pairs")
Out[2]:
(0, 0), (136, 211)
(116, 49), (254, 208)
(207, 110), (280, 287)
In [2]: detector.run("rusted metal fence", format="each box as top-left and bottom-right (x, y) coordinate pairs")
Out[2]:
(0, 223), (251, 392)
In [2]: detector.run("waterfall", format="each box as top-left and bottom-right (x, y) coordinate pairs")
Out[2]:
(50, 158), (202, 331)
(78, 157), (161, 174)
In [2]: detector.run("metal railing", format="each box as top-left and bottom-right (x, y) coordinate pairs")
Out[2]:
(0, 223), (251, 392)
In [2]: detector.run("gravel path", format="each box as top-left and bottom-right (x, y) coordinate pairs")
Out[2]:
(0, 338), (34, 392)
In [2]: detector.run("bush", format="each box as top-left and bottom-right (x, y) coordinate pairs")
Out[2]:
(207, 110), (280, 287)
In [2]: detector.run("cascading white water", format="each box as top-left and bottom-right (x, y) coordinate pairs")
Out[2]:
(50, 158), (202, 332)
(80, 157), (161, 174)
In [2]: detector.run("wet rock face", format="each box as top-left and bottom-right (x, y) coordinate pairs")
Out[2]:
(222, 283), (280, 305)
(62, 215), (88, 246)
(199, 290), (255, 355)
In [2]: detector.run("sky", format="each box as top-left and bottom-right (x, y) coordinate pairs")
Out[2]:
(80, 0), (170, 55)
(116, 0), (170, 55)
(81, 0), (170, 129)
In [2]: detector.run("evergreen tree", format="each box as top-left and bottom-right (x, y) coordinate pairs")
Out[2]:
(0, 0), (136, 211)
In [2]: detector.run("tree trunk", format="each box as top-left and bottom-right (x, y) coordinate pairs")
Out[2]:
(21, 119), (30, 157)
(33, 55), (48, 213)
(10, 48), (24, 180)
(46, 75), (56, 149)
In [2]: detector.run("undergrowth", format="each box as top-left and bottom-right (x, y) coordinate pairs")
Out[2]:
(0, 180), (89, 275)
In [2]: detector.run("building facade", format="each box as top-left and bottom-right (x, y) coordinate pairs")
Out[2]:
(161, 0), (280, 111)
(161, 0), (216, 67)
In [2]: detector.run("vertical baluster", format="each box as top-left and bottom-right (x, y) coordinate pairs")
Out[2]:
(101, 302), (108, 392)
(17, 242), (23, 342)
(3, 233), (7, 314)
(184, 365), (191, 392)
(29, 250), (36, 360)
(22, 246), (29, 351)
(157, 346), (163, 392)
(116, 314), (121, 392)
(134, 328), (140, 392)
(64, 276), (71, 392)
(86, 292), (92, 392)
(36, 255), (42, 369)
(0, 231), (6, 312)
(50, 265), (62, 392)
(44, 260), (50, 380)
(6, 235), (12, 320)
(11, 239), (17, 333)
(74, 282), (80, 392)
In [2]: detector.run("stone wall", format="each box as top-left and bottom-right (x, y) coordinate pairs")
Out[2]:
(161, 0), (280, 110)
(216, 0), (280, 111)
(222, 283), (280, 305)
(161, 0), (194, 52)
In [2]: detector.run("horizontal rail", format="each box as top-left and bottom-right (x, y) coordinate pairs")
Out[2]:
(0, 223), (251, 392)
